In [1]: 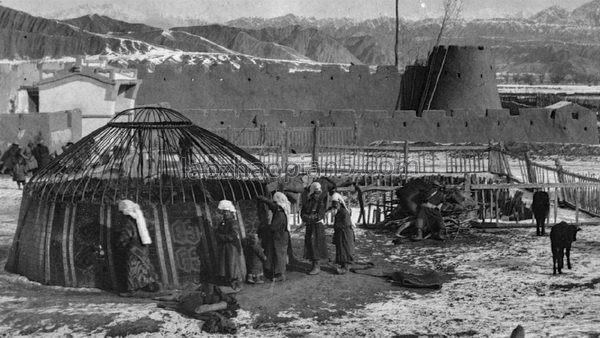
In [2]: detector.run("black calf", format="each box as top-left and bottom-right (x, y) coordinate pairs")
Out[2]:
(532, 191), (550, 236)
(550, 221), (580, 275)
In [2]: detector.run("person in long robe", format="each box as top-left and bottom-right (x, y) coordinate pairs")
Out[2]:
(244, 233), (266, 284)
(301, 182), (329, 275)
(32, 139), (50, 172)
(117, 199), (159, 296)
(257, 192), (291, 281)
(331, 193), (355, 274)
(12, 158), (27, 189)
(215, 200), (245, 292)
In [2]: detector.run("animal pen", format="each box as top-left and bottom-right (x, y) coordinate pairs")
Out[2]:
(212, 121), (600, 227)
(5, 107), (270, 291)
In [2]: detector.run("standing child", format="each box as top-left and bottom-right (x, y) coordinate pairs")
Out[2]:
(12, 158), (27, 190)
(331, 193), (355, 274)
(244, 233), (267, 284)
(215, 200), (245, 292)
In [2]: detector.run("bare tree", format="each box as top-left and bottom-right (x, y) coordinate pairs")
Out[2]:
(434, 0), (464, 46)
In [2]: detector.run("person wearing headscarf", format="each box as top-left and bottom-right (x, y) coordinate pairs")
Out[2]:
(257, 192), (291, 281)
(117, 199), (159, 296)
(300, 182), (329, 275)
(330, 193), (355, 274)
(215, 200), (245, 292)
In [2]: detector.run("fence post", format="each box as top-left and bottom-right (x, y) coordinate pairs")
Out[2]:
(281, 122), (288, 175)
(353, 120), (359, 145)
(403, 140), (409, 180)
(524, 152), (536, 183)
(555, 159), (565, 202)
(576, 187), (580, 225)
(312, 120), (320, 169)
(464, 173), (471, 192)
(259, 123), (266, 146)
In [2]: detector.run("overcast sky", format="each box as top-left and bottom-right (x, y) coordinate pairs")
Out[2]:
(2, 0), (593, 21)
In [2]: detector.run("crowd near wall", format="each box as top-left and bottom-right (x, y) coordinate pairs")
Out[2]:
(0, 110), (82, 153)
(182, 107), (597, 145)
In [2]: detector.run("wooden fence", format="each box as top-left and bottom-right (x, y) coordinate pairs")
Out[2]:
(468, 182), (600, 227)
(210, 122), (356, 153)
(491, 148), (600, 217)
(316, 143), (489, 178)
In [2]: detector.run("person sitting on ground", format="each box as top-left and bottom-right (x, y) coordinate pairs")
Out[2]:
(215, 200), (245, 292)
(413, 184), (445, 241)
(244, 233), (267, 284)
(331, 193), (355, 275)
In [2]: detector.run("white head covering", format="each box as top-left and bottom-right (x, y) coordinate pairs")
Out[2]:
(331, 192), (355, 228)
(309, 182), (322, 196)
(118, 199), (152, 245)
(218, 200), (236, 213)
(273, 192), (291, 231)
(331, 192), (347, 209)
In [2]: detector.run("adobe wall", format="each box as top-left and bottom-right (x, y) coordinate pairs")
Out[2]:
(0, 63), (41, 114)
(0, 61), (70, 114)
(134, 63), (402, 112)
(182, 107), (598, 145)
(0, 110), (82, 153)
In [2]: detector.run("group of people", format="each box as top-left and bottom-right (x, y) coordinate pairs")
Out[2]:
(215, 181), (356, 291)
(0, 139), (50, 189)
(116, 181), (357, 296)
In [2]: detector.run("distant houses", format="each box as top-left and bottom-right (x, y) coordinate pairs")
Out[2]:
(0, 57), (142, 153)
(16, 57), (142, 136)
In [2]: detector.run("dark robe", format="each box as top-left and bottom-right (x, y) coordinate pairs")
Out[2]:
(333, 207), (355, 265)
(12, 161), (27, 183)
(32, 144), (50, 170)
(301, 191), (329, 262)
(258, 197), (289, 276)
(215, 217), (245, 284)
(118, 217), (158, 292)
(244, 237), (266, 275)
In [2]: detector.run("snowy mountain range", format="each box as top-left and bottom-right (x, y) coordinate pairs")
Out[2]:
(3, 0), (600, 83)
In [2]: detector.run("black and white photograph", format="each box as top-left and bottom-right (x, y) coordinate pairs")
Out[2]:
(0, 0), (599, 336)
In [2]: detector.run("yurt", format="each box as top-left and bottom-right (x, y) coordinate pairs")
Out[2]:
(5, 107), (269, 291)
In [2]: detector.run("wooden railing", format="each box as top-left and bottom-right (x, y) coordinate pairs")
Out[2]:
(210, 123), (355, 153)
(316, 144), (489, 177)
(485, 147), (600, 218)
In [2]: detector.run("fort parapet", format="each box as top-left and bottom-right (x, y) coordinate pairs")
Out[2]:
(182, 106), (597, 145)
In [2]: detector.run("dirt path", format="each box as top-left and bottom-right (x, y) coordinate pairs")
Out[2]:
(1, 175), (599, 337)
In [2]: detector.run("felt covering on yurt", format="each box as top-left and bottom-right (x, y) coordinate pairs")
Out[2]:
(5, 107), (269, 291)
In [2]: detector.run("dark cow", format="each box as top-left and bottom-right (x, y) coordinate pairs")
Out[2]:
(550, 221), (580, 275)
(532, 191), (550, 236)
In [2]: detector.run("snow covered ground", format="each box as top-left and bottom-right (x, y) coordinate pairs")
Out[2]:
(498, 84), (600, 95)
(0, 174), (599, 337)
